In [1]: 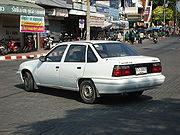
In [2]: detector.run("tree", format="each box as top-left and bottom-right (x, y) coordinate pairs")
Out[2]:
(151, 0), (176, 10)
(152, 6), (173, 25)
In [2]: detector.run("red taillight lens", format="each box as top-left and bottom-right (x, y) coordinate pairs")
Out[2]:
(112, 65), (131, 77)
(152, 63), (162, 73)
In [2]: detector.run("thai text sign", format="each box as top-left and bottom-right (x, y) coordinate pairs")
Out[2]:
(20, 16), (45, 33)
(90, 17), (105, 27)
(0, 5), (45, 16)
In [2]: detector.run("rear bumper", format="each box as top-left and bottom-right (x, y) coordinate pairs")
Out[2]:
(92, 74), (165, 94)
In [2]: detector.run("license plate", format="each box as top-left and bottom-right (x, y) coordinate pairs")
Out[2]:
(135, 67), (147, 75)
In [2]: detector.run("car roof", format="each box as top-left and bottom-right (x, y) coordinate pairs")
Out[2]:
(59, 40), (120, 45)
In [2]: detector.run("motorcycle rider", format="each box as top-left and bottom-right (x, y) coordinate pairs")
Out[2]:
(44, 34), (53, 50)
(153, 31), (158, 44)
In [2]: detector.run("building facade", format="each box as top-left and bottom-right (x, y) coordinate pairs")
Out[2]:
(0, 0), (45, 50)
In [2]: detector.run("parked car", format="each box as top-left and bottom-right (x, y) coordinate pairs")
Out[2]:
(17, 41), (165, 103)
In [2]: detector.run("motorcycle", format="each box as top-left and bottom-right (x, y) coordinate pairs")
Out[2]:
(22, 37), (34, 53)
(44, 36), (53, 50)
(6, 40), (20, 53)
(153, 37), (158, 44)
(0, 43), (8, 55)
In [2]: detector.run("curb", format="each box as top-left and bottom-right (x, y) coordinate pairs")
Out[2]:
(0, 54), (46, 61)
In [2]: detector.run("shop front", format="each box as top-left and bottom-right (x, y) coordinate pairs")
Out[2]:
(127, 13), (144, 28)
(64, 10), (86, 40)
(0, 0), (45, 52)
(89, 13), (105, 39)
(45, 8), (70, 44)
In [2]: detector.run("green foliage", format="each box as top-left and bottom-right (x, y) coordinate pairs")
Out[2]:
(152, 6), (173, 24)
(150, 0), (180, 26)
(151, 0), (176, 11)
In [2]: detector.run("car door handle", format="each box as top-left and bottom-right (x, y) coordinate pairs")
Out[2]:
(56, 66), (59, 69)
(77, 67), (81, 69)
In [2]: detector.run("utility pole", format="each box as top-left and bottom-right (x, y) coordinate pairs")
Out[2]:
(86, 0), (90, 40)
(163, 0), (166, 26)
(176, 0), (178, 28)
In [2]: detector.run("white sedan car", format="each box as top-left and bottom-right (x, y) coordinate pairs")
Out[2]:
(17, 41), (165, 103)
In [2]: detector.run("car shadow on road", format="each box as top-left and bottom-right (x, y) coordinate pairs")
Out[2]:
(97, 94), (152, 105)
(14, 84), (24, 90)
(14, 83), (82, 102)
(37, 86), (82, 102)
(14, 83), (152, 105)
(12, 98), (180, 135)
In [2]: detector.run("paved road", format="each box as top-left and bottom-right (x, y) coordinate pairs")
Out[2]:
(0, 37), (180, 135)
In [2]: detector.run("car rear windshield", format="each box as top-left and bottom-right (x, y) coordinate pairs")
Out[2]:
(93, 42), (139, 58)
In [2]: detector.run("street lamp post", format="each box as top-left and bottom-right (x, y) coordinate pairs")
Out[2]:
(86, 0), (90, 40)
(164, 0), (169, 26)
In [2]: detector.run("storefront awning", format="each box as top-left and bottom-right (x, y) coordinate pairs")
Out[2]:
(36, 0), (72, 9)
(0, 0), (45, 16)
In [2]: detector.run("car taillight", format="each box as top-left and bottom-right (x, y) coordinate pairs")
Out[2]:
(112, 65), (131, 77)
(152, 63), (162, 73)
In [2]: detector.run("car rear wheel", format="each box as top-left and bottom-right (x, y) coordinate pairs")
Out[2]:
(127, 91), (143, 98)
(79, 80), (97, 104)
(24, 72), (35, 92)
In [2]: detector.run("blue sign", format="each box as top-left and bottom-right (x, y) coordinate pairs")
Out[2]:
(109, 8), (119, 20)
(96, 5), (109, 15)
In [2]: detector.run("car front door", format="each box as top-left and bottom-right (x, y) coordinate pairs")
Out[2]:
(35, 45), (67, 86)
(59, 44), (86, 89)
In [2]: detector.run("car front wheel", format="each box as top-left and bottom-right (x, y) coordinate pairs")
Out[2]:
(23, 72), (35, 92)
(79, 80), (97, 104)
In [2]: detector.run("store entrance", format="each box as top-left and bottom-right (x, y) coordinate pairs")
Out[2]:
(63, 15), (86, 40)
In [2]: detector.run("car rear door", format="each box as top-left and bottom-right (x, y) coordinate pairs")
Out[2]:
(35, 45), (67, 86)
(59, 44), (86, 89)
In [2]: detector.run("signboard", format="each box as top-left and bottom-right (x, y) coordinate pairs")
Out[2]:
(73, 3), (96, 12)
(79, 19), (85, 29)
(56, 8), (68, 17)
(20, 16), (45, 33)
(96, 1), (110, 6)
(109, 8), (119, 20)
(90, 17), (105, 27)
(0, 4), (45, 16)
(47, 8), (68, 17)
(96, 5), (109, 15)
(127, 14), (144, 21)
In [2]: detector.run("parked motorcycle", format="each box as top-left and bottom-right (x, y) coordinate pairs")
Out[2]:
(0, 43), (8, 55)
(0, 39), (20, 55)
(22, 37), (34, 53)
(6, 40), (20, 53)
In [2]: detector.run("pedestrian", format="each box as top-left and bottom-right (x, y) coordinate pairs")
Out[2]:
(136, 32), (140, 43)
(129, 30), (135, 45)
(139, 32), (144, 44)
(118, 32), (124, 42)
(125, 32), (129, 44)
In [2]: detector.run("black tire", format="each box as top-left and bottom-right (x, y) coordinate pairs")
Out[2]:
(23, 72), (35, 92)
(23, 46), (28, 53)
(79, 80), (97, 104)
(127, 91), (143, 98)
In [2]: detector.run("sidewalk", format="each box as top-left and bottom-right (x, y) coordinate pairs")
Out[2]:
(0, 49), (49, 61)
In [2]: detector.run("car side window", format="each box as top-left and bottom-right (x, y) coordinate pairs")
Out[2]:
(46, 45), (67, 62)
(87, 46), (98, 63)
(65, 45), (86, 62)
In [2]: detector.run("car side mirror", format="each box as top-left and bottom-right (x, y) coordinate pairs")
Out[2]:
(39, 56), (46, 62)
